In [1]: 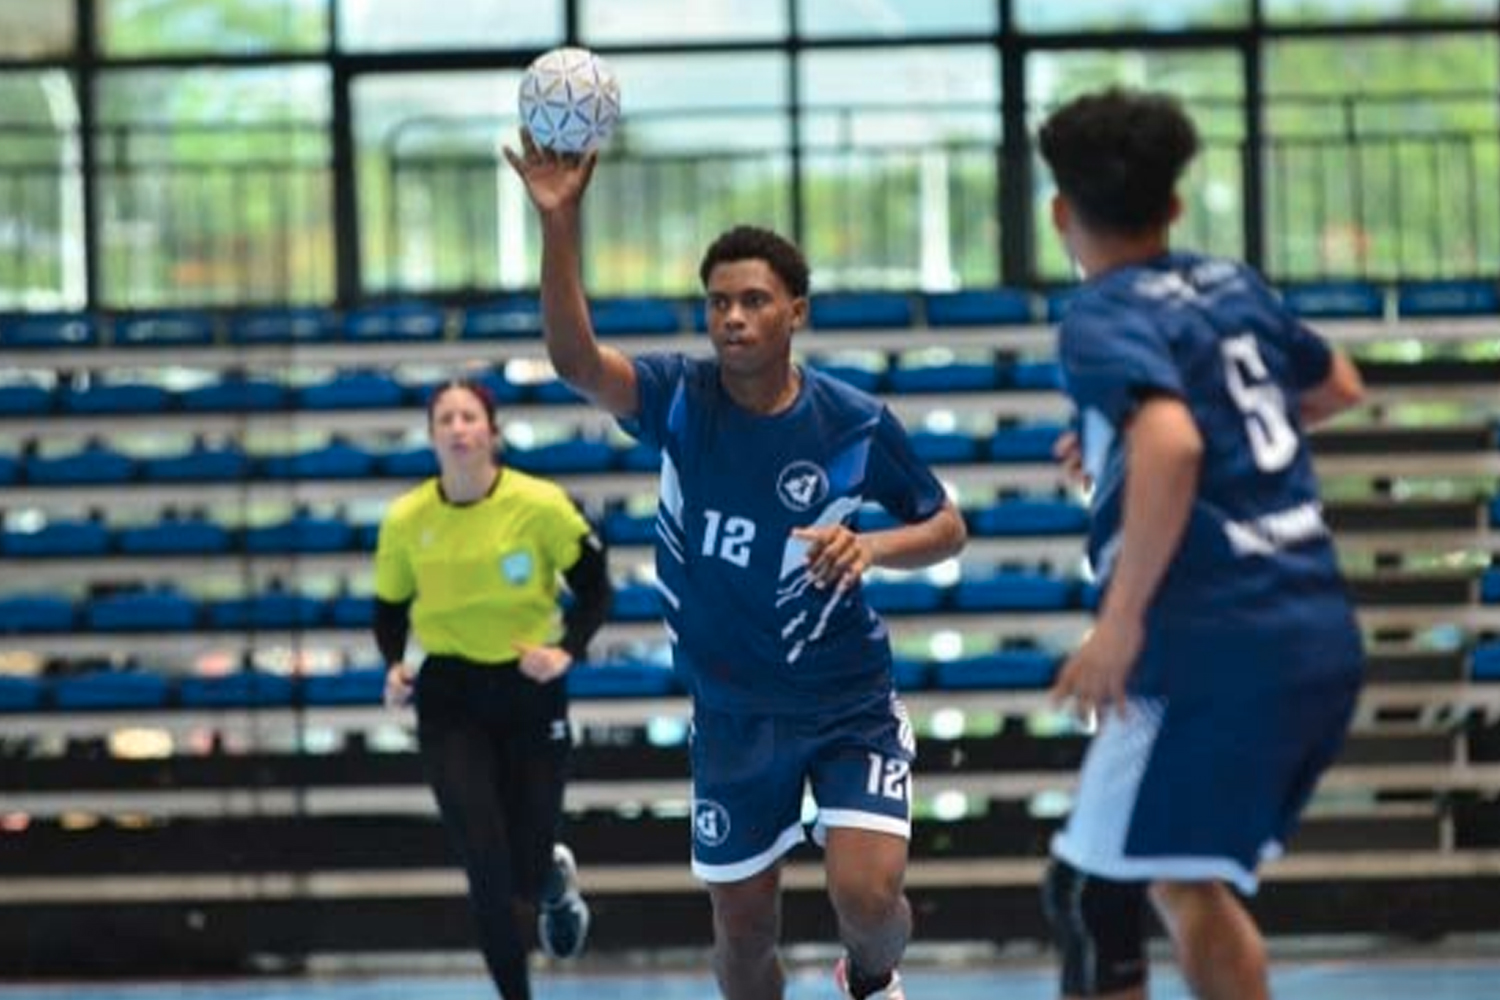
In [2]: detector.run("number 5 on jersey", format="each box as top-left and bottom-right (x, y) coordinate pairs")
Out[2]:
(1221, 334), (1298, 473)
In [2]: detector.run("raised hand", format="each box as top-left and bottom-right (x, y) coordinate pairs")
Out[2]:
(502, 128), (599, 215)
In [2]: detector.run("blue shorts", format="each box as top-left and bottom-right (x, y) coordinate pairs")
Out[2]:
(1053, 653), (1360, 895)
(689, 693), (915, 883)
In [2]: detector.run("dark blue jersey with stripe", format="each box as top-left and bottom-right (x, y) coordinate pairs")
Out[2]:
(1059, 252), (1361, 692)
(620, 355), (948, 715)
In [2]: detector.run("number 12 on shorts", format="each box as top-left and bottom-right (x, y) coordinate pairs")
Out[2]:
(866, 753), (910, 802)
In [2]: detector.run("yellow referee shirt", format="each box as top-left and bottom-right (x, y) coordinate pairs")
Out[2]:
(374, 469), (591, 663)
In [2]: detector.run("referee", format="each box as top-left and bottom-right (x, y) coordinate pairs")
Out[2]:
(374, 378), (612, 1000)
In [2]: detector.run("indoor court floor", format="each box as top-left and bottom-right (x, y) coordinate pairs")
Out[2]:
(1, 958), (1497, 1000)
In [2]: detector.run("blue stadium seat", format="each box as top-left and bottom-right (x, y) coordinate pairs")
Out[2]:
(60, 382), (172, 414)
(328, 594), (373, 627)
(113, 311), (215, 347)
(52, 670), (170, 710)
(262, 441), (377, 479)
(611, 584), (663, 621)
(618, 442), (661, 472)
(908, 430), (980, 464)
(604, 510), (656, 546)
(591, 297), (682, 335)
(810, 292), (914, 330)
(989, 422), (1066, 462)
(932, 650), (1058, 690)
(416, 371), (525, 405)
(510, 439), (615, 474)
(1490, 495), (1500, 527)
(343, 301), (446, 342)
(298, 371), (406, 410)
(0, 595), (75, 632)
(1473, 642), (1500, 681)
(0, 312), (97, 348)
(1481, 568), (1500, 604)
(923, 289), (1033, 327)
(179, 376), (288, 412)
(380, 446), (440, 478)
(567, 659), (681, 698)
(459, 297), (543, 339)
(208, 592), (325, 629)
(862, 579), (946, 614)
(85, 591), (199, 631)
(0, 453), (16, 484)
(243, 515), (354, 553)
(0, 383), (52, 414)
(26, 444), (135, 484)
(1, 519), (110, 556)
(0, 674), (44, 711)
(140, 444), (251, 482)
(353, 523), (381, 550)
(227, 307), (339, 344)
(117, 518), (231, 555)
(303, 666), (385, 706)
(808, 363), (883, 393)
(1010, 360), (1063, 390)
(178, 671), (296, 708)
(887, 362), (999, 394)
(891, 657), (929, 691)
(531, 378), (587, 404)
(1395, 279), (1500, 317)
(969, 499), (1088, 537)
(952, 571), (1074, 611)
(1281, 281), (1385, 319)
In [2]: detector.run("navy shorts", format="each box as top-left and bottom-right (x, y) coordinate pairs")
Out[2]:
(689, 693), (915, 883)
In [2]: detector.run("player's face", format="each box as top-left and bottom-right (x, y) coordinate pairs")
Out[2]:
(429, 387), (497, 469)
(703, 259), (807, 375)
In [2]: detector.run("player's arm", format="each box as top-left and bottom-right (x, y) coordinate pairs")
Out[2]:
(797, 500), (966, 591)
(1052, 395), (1201, 716)
(503, 131), (639, 419)
(1298, 350), (1364, 428)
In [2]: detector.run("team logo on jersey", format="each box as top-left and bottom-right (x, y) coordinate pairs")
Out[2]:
(693, 799), (731, 847)
(776, 461), (828, 512)
(500, 550), (533, 584)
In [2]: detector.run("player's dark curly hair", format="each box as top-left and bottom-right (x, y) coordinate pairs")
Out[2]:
(1038, 88), (1200, 235)
(699, 225), (810, 299)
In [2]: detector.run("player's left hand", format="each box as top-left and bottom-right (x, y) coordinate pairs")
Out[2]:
(516, 643), (573, 684)
(1050, 612), (1144, 721)
(792, 524), (874, 592)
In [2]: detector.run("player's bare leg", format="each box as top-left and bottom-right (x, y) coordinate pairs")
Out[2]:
(1150, 880), (1269, 1000)
(826, 827), (911, 996)
(707, 865), (785, 1000)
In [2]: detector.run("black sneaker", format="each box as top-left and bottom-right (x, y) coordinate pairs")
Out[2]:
(538, 843), (590, 959)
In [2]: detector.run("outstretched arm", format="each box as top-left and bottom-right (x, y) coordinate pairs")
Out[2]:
(504, 131), (639, 418)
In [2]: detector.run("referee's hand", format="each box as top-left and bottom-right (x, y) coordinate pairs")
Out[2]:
(384, 663), (415, 709)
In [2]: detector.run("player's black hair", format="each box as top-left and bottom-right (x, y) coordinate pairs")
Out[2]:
(1038, 87), (1200, 235)
(699, 225), (811, 299)
(427, 378), (499, 433)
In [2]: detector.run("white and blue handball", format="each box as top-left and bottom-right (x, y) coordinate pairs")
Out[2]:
(518, 47), (622, 154)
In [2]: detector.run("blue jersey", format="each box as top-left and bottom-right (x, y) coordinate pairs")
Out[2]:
(620, 355), (948, 715)
(1059, 252), (1360, 691)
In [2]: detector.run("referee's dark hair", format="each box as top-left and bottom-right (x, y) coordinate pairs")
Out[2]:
(1038, 87), (1200, 236)
(428, 377), (499, 433)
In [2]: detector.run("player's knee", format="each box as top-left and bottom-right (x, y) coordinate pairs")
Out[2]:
(709, 882), (781, 952)
(1041, 858), (1147, 996)
(828, 868), (904, 930)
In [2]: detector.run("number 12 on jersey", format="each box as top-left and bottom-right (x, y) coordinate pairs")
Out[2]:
(702, 509), (755, 567)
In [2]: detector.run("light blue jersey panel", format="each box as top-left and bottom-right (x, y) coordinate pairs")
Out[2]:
(620, 356), (947, 715)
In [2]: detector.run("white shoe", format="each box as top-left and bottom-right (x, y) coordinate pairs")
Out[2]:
(834, 956), (906, 999)
(538, 843), (590, 960)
